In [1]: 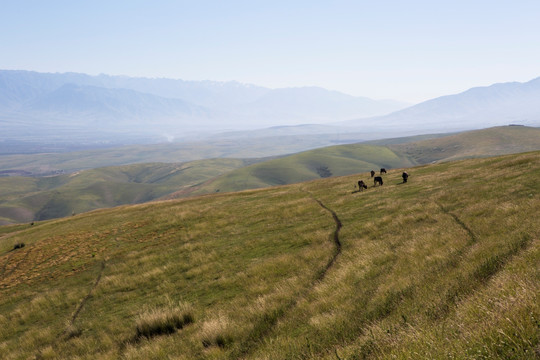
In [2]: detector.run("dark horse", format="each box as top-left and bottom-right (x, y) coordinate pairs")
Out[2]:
(374, 176), (383, 186)
(358, 180), (368, 190)
(402, 171), (409, 183)
(380, 168), (387, 174)
(370, 170), (375, 178)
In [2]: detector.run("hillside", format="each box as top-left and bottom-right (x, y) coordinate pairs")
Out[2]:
(1, 126), (539, 224)
(0, 151), (538, 359)
(185, 143), (414, 196)
(178, 125), (540, 198)
(391, 125), (540, 164)
(0, 159), (252, 225)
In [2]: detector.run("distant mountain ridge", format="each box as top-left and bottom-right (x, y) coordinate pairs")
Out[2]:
(0, 70), (408, 144)
(340, 77), (540, 133)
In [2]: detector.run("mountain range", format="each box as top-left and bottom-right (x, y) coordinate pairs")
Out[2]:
(2, 70), (540, 154)
(0, 70), (408, 145)
(340, 77), (540, 133)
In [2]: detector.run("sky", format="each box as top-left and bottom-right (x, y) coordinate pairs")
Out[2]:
(1, 0), (540, 103)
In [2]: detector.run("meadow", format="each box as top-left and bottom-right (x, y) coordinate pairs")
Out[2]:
(0, 150), (538, 359)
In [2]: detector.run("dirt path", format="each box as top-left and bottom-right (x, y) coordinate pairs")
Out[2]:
(68, 260), (106, 328)
(312, 198), (342, 280)
(436, 201), (477, 244)
(235, 194), (343, 358)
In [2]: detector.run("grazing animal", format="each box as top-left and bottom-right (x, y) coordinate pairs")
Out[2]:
(374, 176), (383, 186)
(380, 168), (387, 174)
(357, 180), (367, 190)
(402, 171), (409, 183)
(370, 170), (375, 178)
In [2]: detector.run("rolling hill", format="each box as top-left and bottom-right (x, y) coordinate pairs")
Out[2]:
(1, 126), (539, 224)
(184, 143), (414, 196)
(0, 159), (253, 225)
(0, 151), (538, 359)
(390, 125), (540, 164)
(179, 125), (540, 197)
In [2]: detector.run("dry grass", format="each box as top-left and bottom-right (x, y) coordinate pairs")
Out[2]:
(135, 302), (194, 339)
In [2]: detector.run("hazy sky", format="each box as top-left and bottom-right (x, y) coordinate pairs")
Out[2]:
(2, 0), (540, 103)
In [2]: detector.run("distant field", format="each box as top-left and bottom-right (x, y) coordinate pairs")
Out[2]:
(0, 133), (368, 174)
(0, 150), (538, 359)
(0, 159), (250, 225)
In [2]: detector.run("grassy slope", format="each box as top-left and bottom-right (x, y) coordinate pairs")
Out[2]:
(392, 125), (540, 164)
(1, 126), (539, 225)
(186, 144), (414, 195)
(0, 151), (538, 359)
(181, 126), (540, 197)
(0, 159), (249, 224)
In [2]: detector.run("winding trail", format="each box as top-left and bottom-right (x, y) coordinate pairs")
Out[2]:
(35, 260), (107, 358)
(235, 194), (343, 358)
(436, 201), (477, 245)
(68, 260), (106, 328)
(432, 201), (532, 320)
(312, 198), (342, 280)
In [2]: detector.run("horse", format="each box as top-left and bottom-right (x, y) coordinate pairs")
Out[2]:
(358, 180), (368, 190)
(374, 176), (383, 186)
(402, 171), (409, 183)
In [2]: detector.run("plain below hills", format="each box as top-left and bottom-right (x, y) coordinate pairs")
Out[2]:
(0, 150), (538, 359)
(1, 125), (540, 225)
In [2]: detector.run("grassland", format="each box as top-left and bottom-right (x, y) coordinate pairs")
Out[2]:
(0, 150), (538, 359)
(186, 143), (414, 195)
(2, 126), (539, 225)
(391, 125), (540, 164)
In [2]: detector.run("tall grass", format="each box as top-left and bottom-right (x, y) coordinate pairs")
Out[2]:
(135, 302), (194, 339)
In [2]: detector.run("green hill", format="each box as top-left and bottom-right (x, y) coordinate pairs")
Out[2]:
(2, 126), (539, 225)
(391, 125), (540, 164)
(187, 143), (414, 195)
(182, 125), (540, 197)
(0, 151), (538, 359)
(0, 159), (251, 225)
